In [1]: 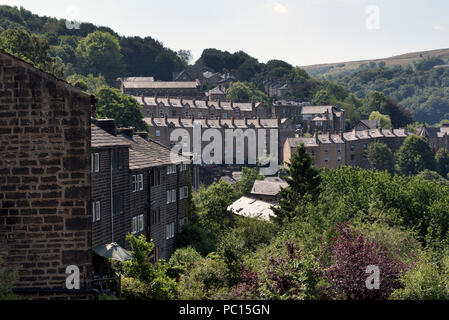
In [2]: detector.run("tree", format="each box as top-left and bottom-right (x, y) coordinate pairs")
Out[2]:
(194, 181), (238, 241)
(237, 167), (264, 197)
(121, 234), (178, 300)
(226, 81), (269, 104)
(177, 49), (192, 66)
(76, 31), (124, 83)
(67, 73), (108, 94)
(0, 26), (64, 77)
(396, 135), (436, 176)
(274, 143), (321, 222)
(95, 86), (148, 131)
(391, 254), (449, 300)
(369, 111), (392, 129)
(323, 224), (407, 300)
(435, 148), (449, 178)
(367, 142), (395, 173)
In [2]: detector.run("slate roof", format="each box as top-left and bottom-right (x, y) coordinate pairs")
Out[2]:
(301, 106), (333, 115)
(227, 197), (276, 222)
(359, 120), (381, 129)
(133, 97), (258, 112)
(251, 179), (288, 197)
(124, 81), (200, 89)
(118, 134), (186, 170)
(91, 124), (131, 149)
(145, 117), (286, 129)
(288, 137), (319, 148)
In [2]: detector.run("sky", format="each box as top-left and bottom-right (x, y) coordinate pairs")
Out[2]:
(1, 0), (449, 66)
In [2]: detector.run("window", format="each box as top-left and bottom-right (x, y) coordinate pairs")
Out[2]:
(198, 112), (203, 118)
(167, 190), (176, 204)
(112, 150), (123, 171)
(113, 194), (124, 216)
(185, 112), (190, 117)
(180, 163), (188, 172)
(223, 113), (227, 119)
(316, 121), (323, 127)
(132, 214), (145, 234)
(91, 153), (100, 173)
(351, 154), (355, 161)
(337, 146), (342, 153)
(325, 157), (329, 163)
(324, 147), (329, 153)
(351, 145), (355, 152)
(150, 169), (161, 187)
(132, 175), (137, 192)
(180, 186), (189, 200)
(167, 165), (177, 175)
(166, 223), (175, 240)
(151, 208), (161, 225)
(159, 110), (164, 117)
(92, 201), (101, 222)
(338, 156), (342, 162)
(363, 144), (368, 150)
(138, 174), (144, 191)
(156, 130), (161, 137)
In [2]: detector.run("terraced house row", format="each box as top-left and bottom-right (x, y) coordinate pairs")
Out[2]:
(91, 119), (197, 260)
(284, 125), (449, 169)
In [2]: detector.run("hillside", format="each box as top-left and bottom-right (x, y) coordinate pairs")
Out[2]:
(0, 5), (187, 82)
(302, 48), (449, 79)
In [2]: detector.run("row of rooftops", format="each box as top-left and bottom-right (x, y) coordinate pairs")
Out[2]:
(144, 117), (289, 129)
(133, 96), (261, 112)
(289, 128), (412, 147)
(118, 77), (201, 90)
(91, 120), (186, 170)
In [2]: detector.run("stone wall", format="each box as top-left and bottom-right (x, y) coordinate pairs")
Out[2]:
(0, 52), (93, 299)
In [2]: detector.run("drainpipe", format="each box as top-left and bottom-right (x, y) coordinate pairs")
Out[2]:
(110, 150), (114, 243)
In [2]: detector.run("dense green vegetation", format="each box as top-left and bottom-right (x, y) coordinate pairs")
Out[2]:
(336, 62), (449, 124)
(120, 140), (449, 300)
(0, 5), (186, 83)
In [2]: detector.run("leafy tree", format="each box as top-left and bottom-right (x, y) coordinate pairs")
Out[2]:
(274, 143), (321, 222)
(67, 73), (107, 94)
(391, 254), (449, 300)
(396, 135), (436, 176)
(435, 148), (449, 178)
(76, 31), (124, 83)
(415, 57), (445, 71)
(168, 247), (203, 279)
(95, 86), (148, 131)
(416, 170), (449, 185)
(323, 224), (407, 300)
(237, 167), (264, 197)
(194, 181), (238, 241)
(121, 234), (178, 300)
(226, 81), (269, 104)
(0, 26), (64, 77)
(366, 142), (395, 173)
(369, 111), (392, 129)
(177, 49), (192, 65)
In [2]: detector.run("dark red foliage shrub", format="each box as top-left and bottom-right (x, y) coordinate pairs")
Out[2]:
(323, 224), (407, 300)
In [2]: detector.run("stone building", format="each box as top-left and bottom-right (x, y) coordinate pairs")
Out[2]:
(271, 101), (346, 134)
(264, 79), (290, 98)
(418, 124), (449, 152)
(118, 77), (202, 98)
(299, 105), (346, 134)
(0, 51), (94, 299)
(91, 120), (194, 260)
(250, 178), (288, 203)
(284, 127), (423, 170)
(144, 116), (295, 165)
(207, 85), (227, 102)
(134, 96), (270, 120)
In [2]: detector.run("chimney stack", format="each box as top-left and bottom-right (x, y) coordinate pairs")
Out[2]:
(95, 119), (117, 136)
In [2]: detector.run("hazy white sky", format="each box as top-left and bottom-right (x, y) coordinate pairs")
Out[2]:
(2, 0), (449, 66)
